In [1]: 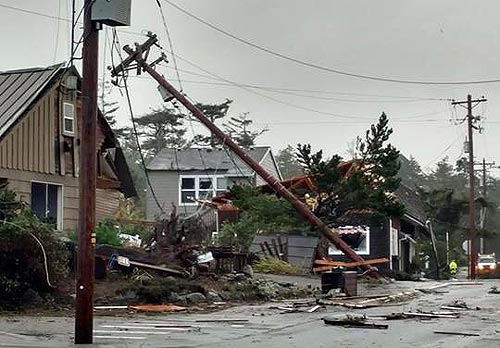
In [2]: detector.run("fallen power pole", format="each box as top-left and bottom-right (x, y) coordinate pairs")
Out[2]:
(111, 33), (379, 277)
(451, 95), (487, 280)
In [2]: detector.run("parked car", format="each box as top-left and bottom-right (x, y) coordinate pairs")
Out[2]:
(476, 253), (497, 275)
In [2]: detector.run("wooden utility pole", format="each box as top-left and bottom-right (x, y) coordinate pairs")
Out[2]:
(75, 0), (99, 344)
(451, 95), (487, 280)
(474, 158), (497, 254)
(111, 34), (379, 277)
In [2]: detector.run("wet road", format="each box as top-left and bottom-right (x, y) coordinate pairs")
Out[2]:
(0, 279), (498, 347)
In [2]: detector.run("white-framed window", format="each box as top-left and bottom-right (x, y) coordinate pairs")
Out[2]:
(179, 175), (227, 205)
(63, 102), (75, 135)
(31, 181), (63, 230)
(328, 225), (370, 256)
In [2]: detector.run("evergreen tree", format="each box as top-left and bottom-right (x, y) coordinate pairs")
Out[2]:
(296, 113), (404, 226)
(193, 99), (232, 147)
(276, 145), (304, 179)
(135, 107), (187, 157)
(223, 113), (267, 148)
(398, 154), (427, 189)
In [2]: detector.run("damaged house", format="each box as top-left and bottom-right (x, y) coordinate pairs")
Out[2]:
(145, 146), (282, 221)
(0, 63), (136, 230)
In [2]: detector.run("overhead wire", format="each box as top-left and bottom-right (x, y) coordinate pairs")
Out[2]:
(155, 0), (183, 91)
(162, 0), (500, 86)
(153, 49), (451, 121)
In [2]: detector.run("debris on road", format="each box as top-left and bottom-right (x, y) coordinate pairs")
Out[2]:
(488, 286), (500, 294)
(129, 304), (187, 313)
(323, 315), (388, 329)
(434, 331), (480, 337)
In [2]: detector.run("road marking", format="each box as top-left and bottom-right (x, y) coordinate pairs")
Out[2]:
(100, 325), (192, 331)
(94, 335), (146, 340)
(94, 330), (174, 335)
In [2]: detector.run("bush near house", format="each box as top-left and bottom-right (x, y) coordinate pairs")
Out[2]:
(0, 189), (69, 309)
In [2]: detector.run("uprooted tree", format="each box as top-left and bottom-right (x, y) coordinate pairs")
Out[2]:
(218, 113), (404, 251)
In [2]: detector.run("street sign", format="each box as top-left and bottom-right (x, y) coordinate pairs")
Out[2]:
(462, 240), (470, 254)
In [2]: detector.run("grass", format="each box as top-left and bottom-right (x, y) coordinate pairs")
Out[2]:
(253, 257), (303, 275)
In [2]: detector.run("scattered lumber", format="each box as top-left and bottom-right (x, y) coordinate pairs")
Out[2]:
(127, 260), (184, 276)
(402, 312), (458, 319)
(434, 331), (480, 337)
(323, 317), (388, 329)
(313, 258), (389, 273)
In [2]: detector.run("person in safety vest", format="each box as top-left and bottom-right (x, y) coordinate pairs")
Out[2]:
(449, 260), (458, 276)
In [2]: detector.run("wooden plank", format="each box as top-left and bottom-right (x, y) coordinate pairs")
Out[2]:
(271, 239), (281, 260)
(28, 111), (34, 171)
(128, 260), (184, 276)
(33, 106), (39, 171)
(43, 97), (49, 173)
(12, 129), (18, 169)
(48, 93), (55, 174)
(314, 257), (389, 267)
(0, 142), (5, 168)
(263, 241), (274, 257)
(23, 119), (28, 170)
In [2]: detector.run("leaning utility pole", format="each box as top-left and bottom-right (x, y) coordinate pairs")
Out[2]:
(75, 0), (99, 344)
(112, 33), (379, 277)
(451, 95), (487, 280)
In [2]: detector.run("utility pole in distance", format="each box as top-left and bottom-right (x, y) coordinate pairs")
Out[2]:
(451, 95), (487, 280)
(474, 158), (498, 254)
(75, 0), (99, 344)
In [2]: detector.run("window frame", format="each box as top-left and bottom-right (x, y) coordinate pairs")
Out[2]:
(62, 101), (75, 136)
(179, 174), (227, 206)
(30, 180), (64, 230)
(328, 225), (370, 256)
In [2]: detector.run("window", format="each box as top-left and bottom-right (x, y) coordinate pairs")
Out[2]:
(63, 102), (75, 134)
(328, 225), (370, 256)
(31, 182), (62, 229)
(180, 175), (227, 205)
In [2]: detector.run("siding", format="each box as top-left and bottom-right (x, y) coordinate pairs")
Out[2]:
(256, 150), (281, 186)
(146, 170), (180, 220)
(0, 168), (79, 230)
(96, 188), (122, 221)
(0, 88), (56, 174)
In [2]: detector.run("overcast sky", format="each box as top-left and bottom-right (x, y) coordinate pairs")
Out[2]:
(2, 0), (500, 175)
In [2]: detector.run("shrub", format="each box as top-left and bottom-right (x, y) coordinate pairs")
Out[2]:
(95, 219), (123, 247)
(0, 190), (69, 309)
(252, 257), (303, 275)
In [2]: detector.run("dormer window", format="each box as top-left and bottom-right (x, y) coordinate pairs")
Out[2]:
(63, 102), (75, 135)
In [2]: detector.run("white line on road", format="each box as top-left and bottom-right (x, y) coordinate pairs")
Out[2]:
(94, 335), (146, 340)
(100, 325), (192, 331)
(94, 330), (174, 335)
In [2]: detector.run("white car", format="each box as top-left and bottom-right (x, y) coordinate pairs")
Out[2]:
(476, 254), (497, 275)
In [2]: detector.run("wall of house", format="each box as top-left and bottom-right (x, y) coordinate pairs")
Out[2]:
(0, 168), (79, 230)
(255, 151), (281, 186)
(146, 170), (182, 220)
(327, 222), (391, 270)
(146, 170), (252, 220)
(96, 188), (122, 221)
(0, 73), (124, 230)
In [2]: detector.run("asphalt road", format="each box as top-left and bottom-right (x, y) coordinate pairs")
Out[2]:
(0, 279), (498, 348)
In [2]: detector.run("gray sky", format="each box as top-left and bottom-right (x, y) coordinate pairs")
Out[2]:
(1, 0), (500, 175)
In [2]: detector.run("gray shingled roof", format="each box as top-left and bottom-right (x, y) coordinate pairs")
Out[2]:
(147, 146), (270, 176)
(0, 63), (65, 138)
(394, 183), (427, 224)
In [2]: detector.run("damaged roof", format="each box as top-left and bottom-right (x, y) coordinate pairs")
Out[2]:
(394, 183), (427, 224)
(147, 146), (271, 176)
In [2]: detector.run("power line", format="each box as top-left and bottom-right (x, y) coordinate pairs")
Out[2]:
(154, 49), (451, 121)
(162, 0), (500, 86)
(155, 0), (183, 91)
